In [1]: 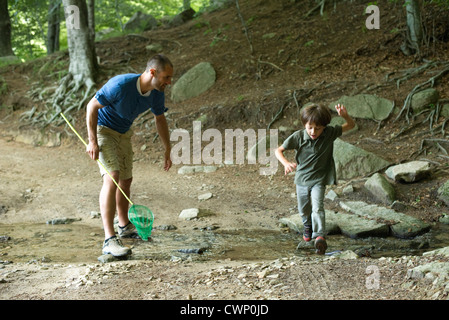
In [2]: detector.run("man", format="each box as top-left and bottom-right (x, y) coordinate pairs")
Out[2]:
(86, 54), (173, 257)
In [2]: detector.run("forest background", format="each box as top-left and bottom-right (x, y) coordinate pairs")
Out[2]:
(2, 0), (213, 61)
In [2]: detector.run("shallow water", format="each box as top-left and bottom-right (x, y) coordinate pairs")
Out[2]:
(1, 222), (449, 264)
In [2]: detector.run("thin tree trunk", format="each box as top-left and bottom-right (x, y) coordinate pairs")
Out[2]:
(87, 0), (95, 43)
(47, 0), (61, 55)
(0, 0), (14, 57)
(406, 0), (423, 54)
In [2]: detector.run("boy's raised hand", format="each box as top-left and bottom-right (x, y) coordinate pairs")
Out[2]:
(335, 103), (356, 132)
(335, 104), (348, 117)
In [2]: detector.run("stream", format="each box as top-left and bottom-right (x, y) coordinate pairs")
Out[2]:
(1, 222), (449, 264)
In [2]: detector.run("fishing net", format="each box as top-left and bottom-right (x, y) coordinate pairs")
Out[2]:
(128, 204), (154, 241)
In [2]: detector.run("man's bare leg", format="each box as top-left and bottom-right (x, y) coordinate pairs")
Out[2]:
(100, 172), (132, 256)
(116, 177), (132, 227)
(100, 172), (120, 239)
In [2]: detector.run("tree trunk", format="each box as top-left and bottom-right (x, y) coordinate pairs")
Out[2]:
(0, 0), (14, 57)
(36, 0), (99, 125)
(87, 0), (95, 43)
(47, 0), (61, 55)
(405, 0), (423, 54)
(62, 0), (98, 87)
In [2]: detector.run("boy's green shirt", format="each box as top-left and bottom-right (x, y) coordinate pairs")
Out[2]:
(282, 125), (342, 187)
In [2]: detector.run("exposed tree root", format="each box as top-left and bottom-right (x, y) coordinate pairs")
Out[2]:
(411, 138), (449, 159)
(394, 61), (449, 124)
(21, 73), (95, 128)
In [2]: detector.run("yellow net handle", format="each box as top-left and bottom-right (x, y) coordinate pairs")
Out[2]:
(60, 113), (134, 206)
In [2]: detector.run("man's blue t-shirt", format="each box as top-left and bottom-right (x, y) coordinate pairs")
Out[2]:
(95, 73), (167, 134)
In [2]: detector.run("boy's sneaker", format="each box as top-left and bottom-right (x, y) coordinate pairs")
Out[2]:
(118, 222), (140, 239)
(102, 236), (132, 257)
(303, 226), (312, 242)
(314, 236), (327, 255)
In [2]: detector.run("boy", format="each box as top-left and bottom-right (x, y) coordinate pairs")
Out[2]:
(275, 104), (355, 254)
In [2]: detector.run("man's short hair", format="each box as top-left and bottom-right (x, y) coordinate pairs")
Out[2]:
(300, 104), (332, 127)
(146, 54), (173, 72)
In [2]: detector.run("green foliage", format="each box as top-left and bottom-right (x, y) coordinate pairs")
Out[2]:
(7, 0), (210, 62)
(9, 0), (49, 61)
(209, 26), (229, 47)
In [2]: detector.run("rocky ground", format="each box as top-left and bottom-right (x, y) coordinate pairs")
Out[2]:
(0, 136), (449, 303)
(1, 0), (449, 304)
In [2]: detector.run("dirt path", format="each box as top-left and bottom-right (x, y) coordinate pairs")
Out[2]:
(0, 136), (444, 302)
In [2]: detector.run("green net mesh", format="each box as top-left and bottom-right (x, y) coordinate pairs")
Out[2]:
(128, 204), (154, 241)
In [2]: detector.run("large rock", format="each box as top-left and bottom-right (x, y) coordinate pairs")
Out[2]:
(170, 8), (196, 27)
(326, 210), (390, 238)
(364, 173), (396, 204)
(171, 62), (216, 102)
(385, 161), (431, 183)
(280, 200), (431, 240)
(340, 201), (431, 238)
(441, 104), (449, 118)
(123, 11), (157, 31)
(333, 139), (391, 180)
(279, 211), (340, 235)
(329, 94), (394, 121)
(410, 88), (439, 114)
(279, 209), (390, 239)
(438, 180), (449, 206)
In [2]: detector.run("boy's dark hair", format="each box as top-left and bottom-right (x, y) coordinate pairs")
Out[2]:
(300, 104), (332, 127)
(146, 54), (173, 72)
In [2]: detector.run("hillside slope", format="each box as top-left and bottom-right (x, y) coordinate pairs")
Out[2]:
(0, 0), (449, 301)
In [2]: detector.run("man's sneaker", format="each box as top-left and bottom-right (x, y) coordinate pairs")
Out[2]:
(102, 236), (132, 257)
(303, 226), (312, 242)
(314, 236), (327, 255)
(118, 222), (140, 239)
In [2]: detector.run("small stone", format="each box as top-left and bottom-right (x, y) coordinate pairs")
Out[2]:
(198, 192), (213, 201)
(179, 208), (199, 220)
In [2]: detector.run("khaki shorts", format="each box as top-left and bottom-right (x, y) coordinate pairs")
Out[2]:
(97, 125), (134, 180)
